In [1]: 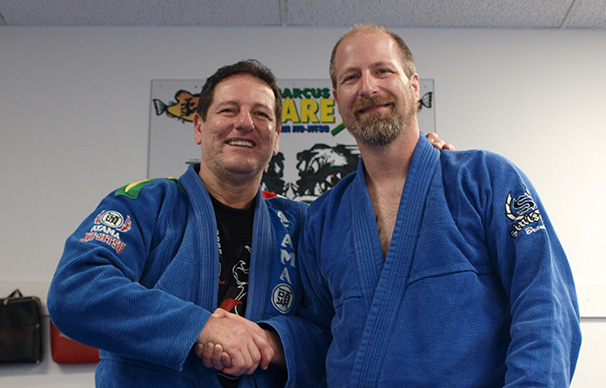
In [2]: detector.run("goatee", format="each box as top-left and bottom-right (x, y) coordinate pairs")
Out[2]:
(347, 95), (411, 147)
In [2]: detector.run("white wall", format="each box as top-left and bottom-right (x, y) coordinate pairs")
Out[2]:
(1, 26), (604, 386)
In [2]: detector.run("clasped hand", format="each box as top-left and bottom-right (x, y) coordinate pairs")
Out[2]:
(194, 308), (279, 376)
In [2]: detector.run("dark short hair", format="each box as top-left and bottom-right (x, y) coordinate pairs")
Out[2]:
(196, 59), (282, 129)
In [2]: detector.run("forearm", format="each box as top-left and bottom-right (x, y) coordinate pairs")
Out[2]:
(49, 264), (208, 369)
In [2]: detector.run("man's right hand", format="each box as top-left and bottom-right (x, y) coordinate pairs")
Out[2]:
(194, 308), (274, 376)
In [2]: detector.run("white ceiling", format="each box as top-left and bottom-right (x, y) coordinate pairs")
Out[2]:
(1, 0), (606, 29)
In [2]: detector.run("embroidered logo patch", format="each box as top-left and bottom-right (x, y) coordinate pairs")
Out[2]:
(505, 190), (544, 238)
(79, 210), (132, 254)
(271, 283), (294, 314)
(98, 210), (130, 231)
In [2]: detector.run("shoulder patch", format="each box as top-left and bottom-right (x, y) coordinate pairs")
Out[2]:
(505, 189), (544, 238)
(115, 177), (183, 199)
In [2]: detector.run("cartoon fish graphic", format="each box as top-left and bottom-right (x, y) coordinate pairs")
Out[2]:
(417, 91), (433, 112)
(153, 90), (200, 122)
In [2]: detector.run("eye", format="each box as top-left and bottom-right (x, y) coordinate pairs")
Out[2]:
(255, 110), (271, 119)
(340, 74), (358, 84)
(219, 107), (236, 115)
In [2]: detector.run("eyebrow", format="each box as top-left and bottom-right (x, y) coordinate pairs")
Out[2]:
(215, 100), (274, 114)
(339, 59), (398, 74)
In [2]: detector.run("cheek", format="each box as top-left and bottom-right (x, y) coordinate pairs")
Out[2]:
(207, 118), (231, 135)
(340, 93), (358, 115)
(258, 123), (276, 139)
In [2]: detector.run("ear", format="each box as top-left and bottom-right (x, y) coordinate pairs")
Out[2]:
(410, 73), (421, 100)
(332, 88), (343, 117)
(273, 126), (281, 156)
(193, 113), (203, 145)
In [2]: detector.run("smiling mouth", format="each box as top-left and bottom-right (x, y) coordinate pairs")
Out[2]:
(227, 140), (254, 148)
(358, 103), (392, 114)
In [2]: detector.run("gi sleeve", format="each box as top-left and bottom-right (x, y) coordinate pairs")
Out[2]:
(471, 152), (582, 386)
(47, 181), (209, 371)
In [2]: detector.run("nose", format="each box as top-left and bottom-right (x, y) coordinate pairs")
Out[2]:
(235, 109), (254, 132)
(360, 70), (377, 98)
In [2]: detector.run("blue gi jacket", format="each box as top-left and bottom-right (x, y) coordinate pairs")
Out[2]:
(281, 135), (581, 387)
(48, 164), (313, 387)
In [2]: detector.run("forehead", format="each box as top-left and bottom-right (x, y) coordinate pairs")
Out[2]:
(335, 31), (403, 73)
(212, 74), (275, 109)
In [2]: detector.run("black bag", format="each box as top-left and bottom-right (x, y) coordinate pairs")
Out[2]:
(0, 289), (43, 364)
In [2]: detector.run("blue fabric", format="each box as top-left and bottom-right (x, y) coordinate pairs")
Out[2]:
(288, 136), (581, 387)
(48, 164), (310, 388)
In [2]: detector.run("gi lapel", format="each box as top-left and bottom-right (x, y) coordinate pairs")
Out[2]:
(350, 137), (440, 387)
(245, 190), (273, 321)
(181, 165), (220, 311)
(351, 159), (384, 312)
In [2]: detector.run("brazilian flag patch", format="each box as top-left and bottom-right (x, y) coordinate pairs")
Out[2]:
(115, 177), (183, 199)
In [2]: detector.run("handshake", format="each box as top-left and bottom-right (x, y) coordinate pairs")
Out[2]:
(194, 308), (285, 376)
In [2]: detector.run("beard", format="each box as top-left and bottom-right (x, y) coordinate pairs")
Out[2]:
(347, 94), (416, 147)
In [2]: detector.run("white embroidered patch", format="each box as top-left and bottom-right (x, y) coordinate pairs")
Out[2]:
(505, 190), (543, 238)
(271, 283), (294, 314)
(79, 210), (132, 254)
(96, 210), (132, 232)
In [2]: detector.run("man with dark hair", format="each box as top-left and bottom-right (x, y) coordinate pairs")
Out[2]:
(48, 59), (310, 388)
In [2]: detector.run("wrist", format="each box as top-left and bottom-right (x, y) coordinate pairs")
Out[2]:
(265, 328), (285, 368)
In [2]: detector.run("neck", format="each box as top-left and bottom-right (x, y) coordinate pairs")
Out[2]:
(358, 128), (419, 190)
(357, 127), (419, 258)
(198, 165), (260, 209)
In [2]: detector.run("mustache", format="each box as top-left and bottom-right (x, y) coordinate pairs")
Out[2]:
(352, 95), (396, 115)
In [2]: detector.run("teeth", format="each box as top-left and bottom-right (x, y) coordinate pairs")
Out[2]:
(227, 140), (253, 148)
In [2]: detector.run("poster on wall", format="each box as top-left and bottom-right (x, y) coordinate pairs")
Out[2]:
(149, 79), (435, 202)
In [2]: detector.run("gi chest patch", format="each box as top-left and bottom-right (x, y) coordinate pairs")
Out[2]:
(271, 283), (294, 313)
(505, 189), (544, 238)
